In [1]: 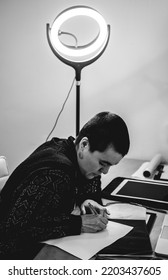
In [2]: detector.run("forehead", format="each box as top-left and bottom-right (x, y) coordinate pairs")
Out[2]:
(95, 146), (123, 165)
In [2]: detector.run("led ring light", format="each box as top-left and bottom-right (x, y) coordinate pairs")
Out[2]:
(47, 5), (110, 136)
(48, 5), (110, 63)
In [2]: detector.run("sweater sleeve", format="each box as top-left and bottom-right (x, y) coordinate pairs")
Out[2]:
(3, 169), (82, 244)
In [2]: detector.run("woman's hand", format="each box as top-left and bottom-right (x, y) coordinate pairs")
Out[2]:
(80, 199), (109, 216)
(81, 213), (108, 233)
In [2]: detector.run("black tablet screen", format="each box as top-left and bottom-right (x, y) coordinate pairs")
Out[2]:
(115, 180), (168, 202)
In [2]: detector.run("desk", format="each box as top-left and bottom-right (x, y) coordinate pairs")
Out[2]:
(34, 158), (165, 260)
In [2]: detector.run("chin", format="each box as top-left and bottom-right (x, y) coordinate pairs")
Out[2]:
(86, 173), (97, 180)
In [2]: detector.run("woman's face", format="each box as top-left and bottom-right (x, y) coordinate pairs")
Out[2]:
(76, 137), (123, 179)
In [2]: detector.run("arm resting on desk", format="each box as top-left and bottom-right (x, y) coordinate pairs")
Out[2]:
(0, 169), (83, 258)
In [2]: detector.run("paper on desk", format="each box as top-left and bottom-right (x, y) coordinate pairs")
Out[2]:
(106, 203), (147, 220)
(43, 221), (132, 260)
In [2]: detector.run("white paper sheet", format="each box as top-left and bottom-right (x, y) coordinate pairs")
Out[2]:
(106, 203), (147, 220)
(43, 221), (132, 260)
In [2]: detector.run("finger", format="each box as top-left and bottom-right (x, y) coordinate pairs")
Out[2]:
(99, 208), (109, 217)
(104, 208), (110, 215)
(81, 205), (86, 215)
(98, 215), (109, 225)
(97, 221), (107, 231)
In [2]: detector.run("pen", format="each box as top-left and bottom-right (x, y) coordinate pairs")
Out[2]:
(88, 203), (99, 215)
(88, 203), (109, 216)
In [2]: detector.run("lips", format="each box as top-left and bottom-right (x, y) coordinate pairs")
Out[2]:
(91, 173), (100, 178)
(87, 172), (100, 179)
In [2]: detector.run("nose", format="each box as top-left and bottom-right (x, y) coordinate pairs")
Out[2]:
(101, 166), (110, 175)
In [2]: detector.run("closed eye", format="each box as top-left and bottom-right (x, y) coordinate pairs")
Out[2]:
(99, 161), (111, 167)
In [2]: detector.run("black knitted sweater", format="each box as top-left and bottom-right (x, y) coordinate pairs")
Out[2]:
(0, 137), (102, 259)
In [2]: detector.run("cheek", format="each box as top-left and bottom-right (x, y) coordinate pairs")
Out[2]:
(82, 151), (99, 172)
(86, 158), (99, 171)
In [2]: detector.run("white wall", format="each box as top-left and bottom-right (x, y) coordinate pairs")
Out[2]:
(1, 0), (168, 173)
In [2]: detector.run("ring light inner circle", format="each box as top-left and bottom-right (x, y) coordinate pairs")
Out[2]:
(50, 7), (108, 58)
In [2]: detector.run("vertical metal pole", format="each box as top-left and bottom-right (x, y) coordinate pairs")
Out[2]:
(76, 80), (80, 136)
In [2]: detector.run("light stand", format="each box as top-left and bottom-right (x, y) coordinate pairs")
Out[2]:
(47, 5), (110, 135)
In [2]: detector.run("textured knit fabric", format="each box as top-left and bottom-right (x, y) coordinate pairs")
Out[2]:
(0, 137), (102, 259)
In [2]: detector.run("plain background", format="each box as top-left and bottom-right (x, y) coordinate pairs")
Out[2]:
(1, 0), (168, 173)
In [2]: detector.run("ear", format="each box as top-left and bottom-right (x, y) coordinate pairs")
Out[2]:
(80, 137), (89, 150)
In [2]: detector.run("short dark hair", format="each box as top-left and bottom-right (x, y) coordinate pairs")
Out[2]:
(75, 112), (130, 156)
